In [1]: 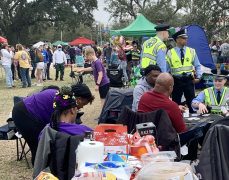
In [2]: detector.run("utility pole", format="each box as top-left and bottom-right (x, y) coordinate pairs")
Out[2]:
(100, 24), (103, 46)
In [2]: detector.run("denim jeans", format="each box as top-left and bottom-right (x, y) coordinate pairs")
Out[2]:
(20, 67), (31, 88)
(3, 65), (14, 87)
(118, 61), (128, 82)
(106, 57), (111, 65)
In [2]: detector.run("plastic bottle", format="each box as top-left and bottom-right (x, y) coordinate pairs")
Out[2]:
(84, 131), (93, 141)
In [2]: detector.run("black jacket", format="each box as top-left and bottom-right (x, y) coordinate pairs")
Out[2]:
(33, 126), (83, 180)
(197, 125), (229, 180)
(118, 107), (180, 157)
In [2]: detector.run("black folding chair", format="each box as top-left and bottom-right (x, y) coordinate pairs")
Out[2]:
(12, 96), (31, 168)
(0, 121), (31, 168)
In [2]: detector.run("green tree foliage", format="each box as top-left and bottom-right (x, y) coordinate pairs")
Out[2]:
(105, 0), (188, 24)
(183, 0), (229, 39)
(106, 0), (229, 39)
(0, 0), (97, 44)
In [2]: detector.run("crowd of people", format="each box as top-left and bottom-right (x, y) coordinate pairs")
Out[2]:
(0, 43), (53, 88)
(210, 39), (229, 64)
(1, 23), (229, 170)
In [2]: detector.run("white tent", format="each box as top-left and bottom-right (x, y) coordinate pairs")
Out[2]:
(33, 41), (44, 48)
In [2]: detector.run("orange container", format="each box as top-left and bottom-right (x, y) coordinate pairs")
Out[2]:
(129, 145), (148, 158)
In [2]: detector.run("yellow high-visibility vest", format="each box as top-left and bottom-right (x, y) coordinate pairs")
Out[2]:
(141, 36), (166, 68)
(204, 87), (229, 114)
(167, 47), (195, 75)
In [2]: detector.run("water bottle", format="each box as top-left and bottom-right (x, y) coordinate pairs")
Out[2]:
(84, 131), (93, 141)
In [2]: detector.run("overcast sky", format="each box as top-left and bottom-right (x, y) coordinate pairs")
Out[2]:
(93, 0), (111, 24)
(27, 0), (111, 24)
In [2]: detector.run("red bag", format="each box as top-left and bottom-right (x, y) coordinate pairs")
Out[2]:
(94, 124), (128, 154)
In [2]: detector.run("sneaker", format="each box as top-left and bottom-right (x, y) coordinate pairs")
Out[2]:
(47, 78), (53, 80)
(37, 83), (43, 87)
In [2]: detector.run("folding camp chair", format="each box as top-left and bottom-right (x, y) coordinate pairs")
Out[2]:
(12, 96), (31, 168)
(0, 120), (31, 168)
(15, 132), (31, 168)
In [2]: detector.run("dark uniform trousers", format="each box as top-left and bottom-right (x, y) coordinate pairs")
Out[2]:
(55, 63), (65, 80)
(172, 75), (195, 113)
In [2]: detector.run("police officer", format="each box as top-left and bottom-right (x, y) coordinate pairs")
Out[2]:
(166, 29), (202, 112)
(192, 74), (229, 115)
(141, 24), (170, 72)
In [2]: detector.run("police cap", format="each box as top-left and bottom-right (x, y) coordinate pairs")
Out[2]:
(213, 74), (227, 81)
(172, 29), (188, 41)
(155, 24), (170, 32)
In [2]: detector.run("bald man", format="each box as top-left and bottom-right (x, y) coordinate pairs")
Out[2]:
(138, 73), (187, 133)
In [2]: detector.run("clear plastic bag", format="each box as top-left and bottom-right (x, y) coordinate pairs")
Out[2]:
(136, 162), (198, 180)
(141, 151), (177, 165)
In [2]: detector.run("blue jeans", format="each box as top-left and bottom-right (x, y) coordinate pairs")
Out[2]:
(3, 65), (14, 87)
(118, 61), (128, 82)
(20, 67), (31, 88)
(106, 57), (111, 65)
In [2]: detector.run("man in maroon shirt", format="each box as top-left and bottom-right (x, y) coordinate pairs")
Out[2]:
(138, 73), (187, 133)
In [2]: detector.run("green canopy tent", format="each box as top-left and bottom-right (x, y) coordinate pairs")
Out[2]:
(110, 13), (176, 38)
(110, 14), (157, 37)
(52, 41), (69, 46)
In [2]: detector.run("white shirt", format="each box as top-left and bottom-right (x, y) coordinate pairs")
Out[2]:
(53, 50), (67, 64)
(220, 43), (229, 57)
(0, 49), (13, 66)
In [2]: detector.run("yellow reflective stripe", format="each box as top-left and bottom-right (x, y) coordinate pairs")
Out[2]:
(204, 89), (210, 106)
(208, 87), (217, 106)
(166, 50), (172, 66)
(142, 53), (156, 60)
(168, 47), (194, 75)
(206, 87), (229, 112)
(141, 36), (163, 68)
(171, 66), (193, 73)
(190, 48), (196, 62)
(211, 106), (222, 110)
(220, 87), (228, 105)
(153, 42), (164, 55)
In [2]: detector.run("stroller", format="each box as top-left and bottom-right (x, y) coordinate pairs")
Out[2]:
(98, 88), (134, 124)
(69, 57), (92, 84)
(69, 65), (83, 84)
(107, 63), (130, 88)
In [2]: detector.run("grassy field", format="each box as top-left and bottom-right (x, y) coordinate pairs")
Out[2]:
(0, 66), (99, 179)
